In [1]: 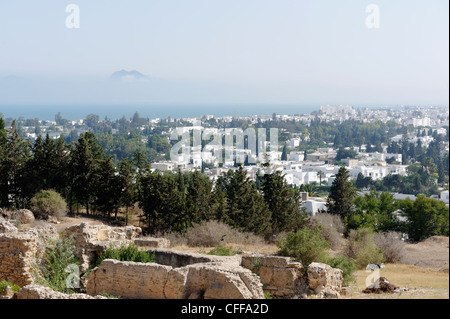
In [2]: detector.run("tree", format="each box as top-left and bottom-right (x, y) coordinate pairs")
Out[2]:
(94, 157), (119, 217)
(3, 121), (31, 208)
(261, 170), (308, 234)
(68, 133), (106, 214)
(24, 134), (70, 201)
(216, 165), (272, 236)
(398, 195), (449, 242)
(326, 167), (357, 223)
(183, 170), (214, 227)
(317, 170), (325, 185)
(349, 190), (399, 232)
(117, 159), (136, 225)
(139, 171), (185, 233)
(335, 148), (358, 162)
(281, 144), (288, 161)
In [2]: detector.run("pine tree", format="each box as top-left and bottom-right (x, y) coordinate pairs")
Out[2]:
(216, 165), (272, 235)
(261, 170), (309, 234)
(117, 159), (136, 225)
(94, 156), (118, 217)
(326, 166), (357, 221)
(69, 133), (106, 214)
(3, 121), (31, 208)
(185, 170), (214, 225)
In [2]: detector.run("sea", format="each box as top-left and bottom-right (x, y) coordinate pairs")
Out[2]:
(0, 103), (323, 121)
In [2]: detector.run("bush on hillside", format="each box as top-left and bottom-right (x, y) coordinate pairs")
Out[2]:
(30, 189), (67, 219)
(344, 228), (384, 269)
(325, 255), (358, 286)
(374, 231), (406, 263)
(276, 227), (330, 269)
(311, 213), (345, 250)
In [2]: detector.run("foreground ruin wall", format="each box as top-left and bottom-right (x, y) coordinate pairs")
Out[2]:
(241, 255), (308, 298)
(0, 219), (58, 287)
(86, 255), (264, 299)
(86, 249), (343, 299)
(1, 220), (343, 299)
(63, 223), (142, 271)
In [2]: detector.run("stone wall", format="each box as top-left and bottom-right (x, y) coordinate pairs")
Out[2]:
(307, 262), (343, 298)
(149, 249), (235, 268)
(241, 255), (343, 299)
(13, 284), (106, 299)
(0, 231), (37, 287)
(63, 223), (142, 271)
(241, 255), (308, 298)
(86, 257), (264, 299)
(0, 219), (62, 288)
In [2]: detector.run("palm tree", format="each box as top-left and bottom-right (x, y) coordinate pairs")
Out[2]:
(299, 183), (318, 197)
(317, 170), (325, 185)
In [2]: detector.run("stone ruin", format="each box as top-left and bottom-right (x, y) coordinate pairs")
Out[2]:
(0, 219), (344, 299)
(62, 223), (143, 271)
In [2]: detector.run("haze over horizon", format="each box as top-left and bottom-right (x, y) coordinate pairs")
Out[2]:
(0, 0), (448, 109)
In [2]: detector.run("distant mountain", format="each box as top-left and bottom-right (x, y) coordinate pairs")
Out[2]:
(110, 70), (149, 82)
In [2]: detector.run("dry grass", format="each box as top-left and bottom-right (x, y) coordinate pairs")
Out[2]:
(169, 243), (278, 255)
(345, 263), (449, 299)
(403, 236), (449, 271)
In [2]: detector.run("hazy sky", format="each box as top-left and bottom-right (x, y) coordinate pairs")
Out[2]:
(0, 0), (448, 107)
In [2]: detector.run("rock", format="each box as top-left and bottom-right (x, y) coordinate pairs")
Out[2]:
(62, 223), (142, 271)
(87, 259), (173, 299)
(12, 210), (35, 225)
(0, 219), (18, 233)
(46, 216), (59, 224)
(0, 231), (38, 287)
(0, 285), (14, 299)
(188, 291), (203, 299)
(185, 263), (263, 299)
(241, 255), (307, 299)
(14, 284), (107, 299)
(363, 277), (398, 294)
(134, 237), (170, 249)
(314, 284), (324, 295)
(341, 286), (352, 296)
(86, 256), (264, 299)
(307, 262), (343, 298)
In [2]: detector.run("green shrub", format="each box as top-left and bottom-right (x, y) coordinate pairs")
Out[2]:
(0, 280), (20, 293)
(276, 228), (330, 269)
(207, 245), (237, 256)
(344, 228), (384, 269)
(30, 189), (67, 219)
(325, 255), (357, 287)
(95, 243), (155, 266)
(36, 236), (79, 294)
